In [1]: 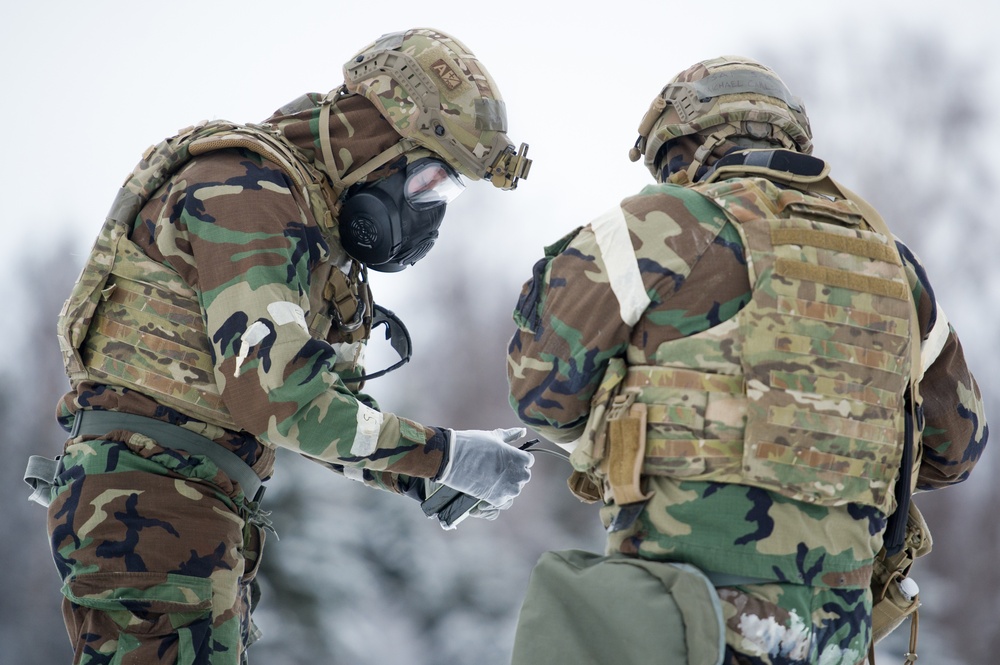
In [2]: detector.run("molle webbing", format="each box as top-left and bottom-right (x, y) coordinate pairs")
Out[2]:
(83, 267), (235, 429)
(80, 236), (370, 430)
(625, 365), (748, 483)
(773, 256), (910, 301)
(711, 178), (912, 510)
(627, 177), (914, 512)
(59, 121), (372, 429)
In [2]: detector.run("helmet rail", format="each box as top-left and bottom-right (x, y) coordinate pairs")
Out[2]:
(629, 56), (812, 181)
(343, 29), (531, 190)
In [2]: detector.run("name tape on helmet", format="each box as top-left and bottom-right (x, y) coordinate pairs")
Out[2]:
(683, 70), (802, 111)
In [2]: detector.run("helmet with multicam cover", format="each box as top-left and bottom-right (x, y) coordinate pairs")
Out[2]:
(629, 55), (812, 181)
(342, 28), (530, 190)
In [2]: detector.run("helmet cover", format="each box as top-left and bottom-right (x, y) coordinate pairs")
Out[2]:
(343, 28), (531, 190)
(630, 56), (813, 179)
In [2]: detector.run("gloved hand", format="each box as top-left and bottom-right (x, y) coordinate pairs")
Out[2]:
(436, 427), (534, 511)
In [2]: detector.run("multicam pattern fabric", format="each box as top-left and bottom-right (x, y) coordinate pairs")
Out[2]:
(506, 162), (987, 662)
(631, 56), (813, 179)
(58, 96), (447, 486)
(606, 176), (913, 512)
(128, 145), (446, 479)
(65, 121), (373, 431)
(343, 28), (528, 189)
(715, 178), (912, 512)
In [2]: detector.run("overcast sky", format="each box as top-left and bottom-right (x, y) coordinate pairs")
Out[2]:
(2, 0), (996, 358)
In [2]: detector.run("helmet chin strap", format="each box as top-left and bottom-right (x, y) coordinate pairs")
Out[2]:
(684, 128), (733, 183)
(318, 89), (418, 200)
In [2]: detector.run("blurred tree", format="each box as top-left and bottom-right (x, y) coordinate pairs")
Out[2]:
(765, 30), (999, 664)
(0, 239), (82, 663)
(7, 28), (995, 665)
(251, 232), (604, 665)
(252, 28), (1000, 665)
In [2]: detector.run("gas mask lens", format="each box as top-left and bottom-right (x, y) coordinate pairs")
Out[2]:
(404, 159), (465, 209)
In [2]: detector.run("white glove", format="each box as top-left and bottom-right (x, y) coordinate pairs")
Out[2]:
(436, 427), (534, 509)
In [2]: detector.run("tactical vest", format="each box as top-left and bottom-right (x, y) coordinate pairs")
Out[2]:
(579, 165), (918, 514)
(57, 121), (372, 430)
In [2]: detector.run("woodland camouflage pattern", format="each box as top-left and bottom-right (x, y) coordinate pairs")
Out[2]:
(58, 93), (445, 495)
(49, 430), (263, 664)
(507, 165), (987, 663)
(48, 93), (449, 664)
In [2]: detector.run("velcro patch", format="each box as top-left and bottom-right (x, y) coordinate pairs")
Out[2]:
(430, 59), (463, 90)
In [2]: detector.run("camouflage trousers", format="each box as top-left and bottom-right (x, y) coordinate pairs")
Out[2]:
(719, 583), (871, 665)
(46, 430), (266, 665)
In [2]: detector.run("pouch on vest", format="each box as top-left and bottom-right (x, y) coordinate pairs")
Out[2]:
(567, 357), (629, 503)
(868, 501), (932, 663)
(511, 549), (725, 665)
(606, 395), (653, 508)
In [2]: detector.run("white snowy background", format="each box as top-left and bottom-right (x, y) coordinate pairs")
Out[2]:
(2, 1), (997, 663)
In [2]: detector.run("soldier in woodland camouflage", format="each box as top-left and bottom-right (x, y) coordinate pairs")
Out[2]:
(507, 56), (987, 664)
(35, 28), (533, 665)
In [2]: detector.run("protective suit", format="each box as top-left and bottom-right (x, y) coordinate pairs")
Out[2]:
(507, 56), (987, 664)
(36, 28), (533, 665)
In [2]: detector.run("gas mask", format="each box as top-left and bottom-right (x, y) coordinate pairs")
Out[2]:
(339, 158), (465, 272)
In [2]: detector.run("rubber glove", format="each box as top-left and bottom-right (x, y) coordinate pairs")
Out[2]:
(436, 427), (534, 510)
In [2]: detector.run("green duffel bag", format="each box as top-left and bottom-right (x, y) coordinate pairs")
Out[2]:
(511, 549), (725, 665)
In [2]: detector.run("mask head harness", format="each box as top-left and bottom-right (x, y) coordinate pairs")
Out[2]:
(339, 157), (464, 272)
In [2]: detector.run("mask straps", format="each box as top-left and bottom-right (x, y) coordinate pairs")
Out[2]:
(319, 89), (418, 198)
(318, 90), (346, 194)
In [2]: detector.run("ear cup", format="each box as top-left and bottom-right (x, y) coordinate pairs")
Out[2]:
(338, 188), (401, 266)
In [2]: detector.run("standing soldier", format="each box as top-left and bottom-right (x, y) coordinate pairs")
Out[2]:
(26, 28), (534, 665)
(506, 56), (986, 664)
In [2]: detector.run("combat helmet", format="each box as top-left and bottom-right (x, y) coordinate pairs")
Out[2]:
(340, 28), (531, 191)
(629, 55), (812, 182)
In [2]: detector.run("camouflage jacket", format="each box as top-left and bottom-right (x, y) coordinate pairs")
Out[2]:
(507, 172), (988, 586)
(58, 99), (446, 497)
